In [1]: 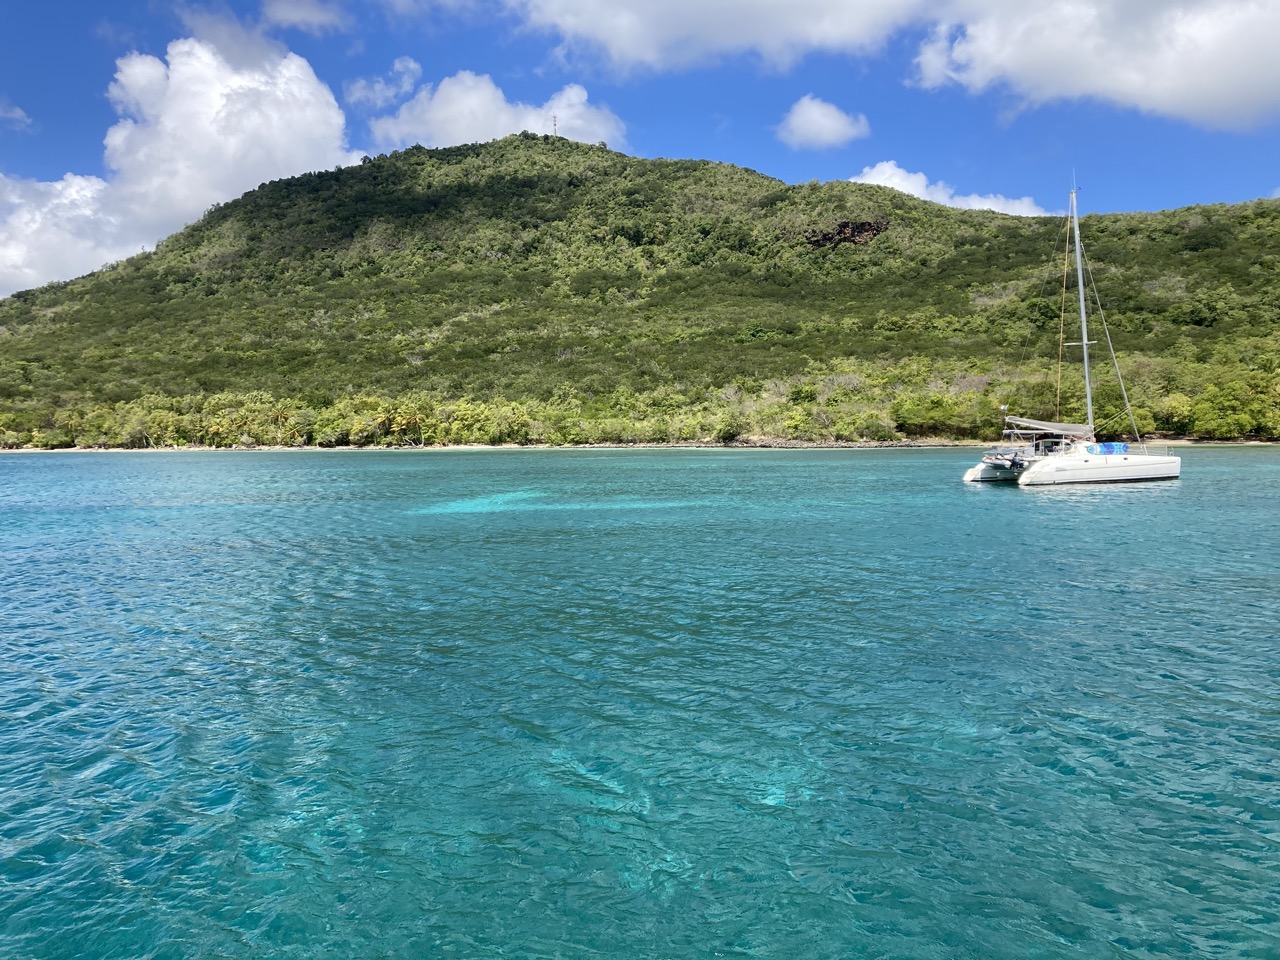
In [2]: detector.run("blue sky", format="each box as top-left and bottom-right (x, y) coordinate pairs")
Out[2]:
(3, 0), (1280, 296)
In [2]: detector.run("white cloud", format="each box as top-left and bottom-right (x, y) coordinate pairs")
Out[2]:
(508, 0), (933, 70)
(777, 95), (869, 149)
(0, 37), (357, 297)
(177, 7), (288, 70)
(503, 0), (1280, 128)
(1, 100), (31, 129)
(916, 2), (1280, 130)
(262, 0), (349, 33)
(852, 160), (1046, 216)
(104, 39), (358, 231)
(0, 174), (125, 295)
(369, 70), (624, 149)
(345, 57), (423, 108)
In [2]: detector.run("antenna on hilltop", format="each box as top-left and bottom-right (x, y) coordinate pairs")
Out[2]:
(552, 114), (558, 137)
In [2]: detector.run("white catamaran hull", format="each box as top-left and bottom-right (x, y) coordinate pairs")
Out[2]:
(1017, 452), (1180, 485)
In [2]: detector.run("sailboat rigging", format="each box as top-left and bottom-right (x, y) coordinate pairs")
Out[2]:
(963, 190), (1181, 485)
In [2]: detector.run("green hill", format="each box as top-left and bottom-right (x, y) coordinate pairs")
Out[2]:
(2, 133), (1278, 447)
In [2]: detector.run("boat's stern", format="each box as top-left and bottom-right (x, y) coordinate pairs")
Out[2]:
(963, 461), (1023, 482)
(963, 434), (1037, 482)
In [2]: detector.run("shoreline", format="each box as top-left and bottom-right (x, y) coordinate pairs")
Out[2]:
(1, 437), (1270, 454)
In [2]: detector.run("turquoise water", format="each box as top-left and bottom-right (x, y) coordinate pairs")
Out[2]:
(2, 447), (1278, 959)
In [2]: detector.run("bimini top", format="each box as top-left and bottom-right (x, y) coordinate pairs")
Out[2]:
(1005, 416), (1093, 437)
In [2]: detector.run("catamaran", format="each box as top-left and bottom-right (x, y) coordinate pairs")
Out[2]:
(963, 191), (1181, 486)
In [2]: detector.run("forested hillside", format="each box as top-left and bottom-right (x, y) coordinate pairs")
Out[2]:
(2, 133), (1277, 447)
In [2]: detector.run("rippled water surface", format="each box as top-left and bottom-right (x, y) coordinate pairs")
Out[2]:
(3, 447), (1279, 959)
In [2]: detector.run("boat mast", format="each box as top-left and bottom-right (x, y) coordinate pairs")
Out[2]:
(1070, 189), (1095, 431)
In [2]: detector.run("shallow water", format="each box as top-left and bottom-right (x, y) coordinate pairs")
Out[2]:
(2, 447), (1279, 958)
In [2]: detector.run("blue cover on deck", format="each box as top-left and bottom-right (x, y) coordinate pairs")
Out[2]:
(1087, 442), (1129, 455)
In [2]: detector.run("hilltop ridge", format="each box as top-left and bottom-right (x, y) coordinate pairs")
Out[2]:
(2, 134), (1278, 447)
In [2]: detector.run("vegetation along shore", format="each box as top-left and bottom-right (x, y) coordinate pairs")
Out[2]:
(2, 135), (1277, 450)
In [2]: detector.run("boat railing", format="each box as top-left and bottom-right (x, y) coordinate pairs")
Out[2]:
(986, 441), (1034, 459)
(1035, 438), (1077, 456)
(992, 432), (1169, 459)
